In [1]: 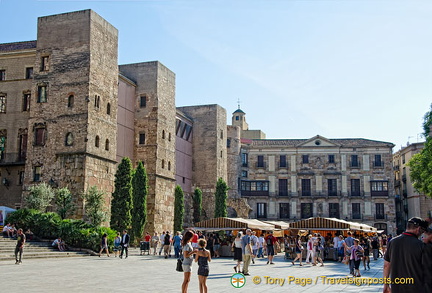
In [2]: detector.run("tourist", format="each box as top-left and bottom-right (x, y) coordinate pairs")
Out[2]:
(383, 217), (429, 293)
(205, 233), (214, 257)
(14, 228), (25, 264)
(98, 233), (110, 257)
(348, 239), (364, 277)
(113, 232), (121, 257)
(257, 234), (265, 258)
(337, 235), (348, 262)
(159, 231), (165, 255)
(250, 231), (258, 264)
(181, 230), (197, 293)
(371, 236), (379, 260)
(264, 231), (278, 265)
(151, 232), (159, 255)
(241, 229), (253, 275)
(195, 239), (211, 293)
(213, 233), (221, 258)
(361, 237), (371, 270)
(305, 234), (315, 265)
(291, 234), (303, 266)
(173, 231), (183, 259)
(163, 231), (171, 259)
(120, 229), (130, 259)
(2, 223), (12, 238)
(232, 231), (243, 273)
(345, 232), (355, 274)
(52, 237), (66, 251)
(314, 235), (324, 266)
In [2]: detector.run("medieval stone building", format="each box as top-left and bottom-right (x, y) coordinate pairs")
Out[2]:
(0, 9), (398, 235)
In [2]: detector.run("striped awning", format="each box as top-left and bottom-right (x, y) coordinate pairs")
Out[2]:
(289, 217), (377, 232)
(194, 217), (275, 231)
(263, 221), (290, 229)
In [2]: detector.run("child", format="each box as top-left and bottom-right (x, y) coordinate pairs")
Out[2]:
(195, 239), (211, 293)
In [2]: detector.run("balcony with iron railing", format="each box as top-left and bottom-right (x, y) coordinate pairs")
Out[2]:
(0, 152), (26, 165)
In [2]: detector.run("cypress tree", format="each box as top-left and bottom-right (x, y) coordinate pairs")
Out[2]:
(193, 187), (202, 224)
(110, 157), (133, 232)
(131, 161), (148, 243)
(214, 178), (228, 218)
(174, 185), (184, 232)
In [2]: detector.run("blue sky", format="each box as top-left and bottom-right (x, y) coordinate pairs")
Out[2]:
(1, 0), (431, 151)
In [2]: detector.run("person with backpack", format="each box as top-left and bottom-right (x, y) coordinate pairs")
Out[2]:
(250, 231), (258, 264)
(264, 231), (278, 264)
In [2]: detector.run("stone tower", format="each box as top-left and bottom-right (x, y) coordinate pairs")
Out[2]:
(176, 105), (227, 219)
(119, 62), (176, 233)
(24, 10), (118, 215)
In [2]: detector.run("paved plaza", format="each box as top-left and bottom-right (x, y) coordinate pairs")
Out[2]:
(0, 248), (385, 293)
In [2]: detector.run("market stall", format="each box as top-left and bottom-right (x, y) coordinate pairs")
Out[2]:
(289, 217), (378, 260)
(193, 217), (276, 256)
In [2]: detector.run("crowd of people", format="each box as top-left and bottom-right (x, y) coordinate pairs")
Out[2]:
(4, 216), (432, 292)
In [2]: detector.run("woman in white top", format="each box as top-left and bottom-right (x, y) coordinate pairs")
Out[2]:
(232, 231), (243, 273)
(182, 231), (197, 293)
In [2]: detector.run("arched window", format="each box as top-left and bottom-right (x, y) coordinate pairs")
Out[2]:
(65, 132), (73, 146)
(162, 159), (165, 169)
(68, 95), (74, 108)
(162, 130), (165, 139)
(107, 103), (111, 115)
(95, 135), (100, 148)
(105, 139), (109, 151)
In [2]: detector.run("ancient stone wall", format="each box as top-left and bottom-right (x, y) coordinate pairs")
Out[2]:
(176, 105), (227, 219)
(23, 10), (118, 216)
(119, 61), (176, 234)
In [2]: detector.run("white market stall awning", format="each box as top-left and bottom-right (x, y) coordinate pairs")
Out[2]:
(194, 217), (276, 231)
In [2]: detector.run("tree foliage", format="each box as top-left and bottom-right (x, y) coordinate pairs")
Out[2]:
(131, 161), (148, 243)
(174, 185), (184, 232)
(82, 186), (107, 227)
(26, 183), (55, 212)
(408, 104), (432, 198)
(422, 103), (432, 138)
(214, 178), (228, 218)
(193, 187), (202, 224)
(54, 187), (76, 219)
(110, 157), (134, 231)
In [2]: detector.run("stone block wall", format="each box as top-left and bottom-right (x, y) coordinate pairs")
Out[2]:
(176, 104), (227, 219)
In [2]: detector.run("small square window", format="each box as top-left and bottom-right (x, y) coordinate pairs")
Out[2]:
(139, 133), (145, 145)
(140, 96), (146, 108)
(26, 67), (33, 79)
(34, 166), (42, 182)
(38, 85), (47, 103)
(41, 56), (49, 71)
(0, 95), (6, 113)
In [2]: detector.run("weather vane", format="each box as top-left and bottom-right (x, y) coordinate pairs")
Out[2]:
(237, 98), (241, 110)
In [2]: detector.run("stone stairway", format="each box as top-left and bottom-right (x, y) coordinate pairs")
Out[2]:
(0, 237), (92, 261)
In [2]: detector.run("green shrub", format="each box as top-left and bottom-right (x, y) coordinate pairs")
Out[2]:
(6, 208), (117, 252)
(5, 209), (41, 230)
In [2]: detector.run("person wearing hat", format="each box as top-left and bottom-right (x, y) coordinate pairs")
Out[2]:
(383, 217), (430, 293)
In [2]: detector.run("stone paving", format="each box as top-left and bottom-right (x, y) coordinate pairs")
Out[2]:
(0, 248), (385, 292)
